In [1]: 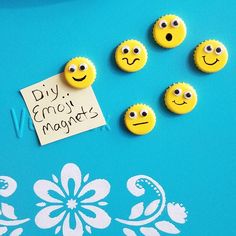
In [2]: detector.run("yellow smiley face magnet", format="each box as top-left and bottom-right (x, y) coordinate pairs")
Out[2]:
(153, 14), (187, 48)
(194, 40), (228, 73)
(164, 83), (197, 115)
(64, 57), (96, 89)
(115, 40), (148, 72)
(124, 104), (156, 135)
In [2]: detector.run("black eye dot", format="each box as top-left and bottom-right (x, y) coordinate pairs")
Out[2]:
(173, 20), (179, 26)
(207, 46), (212, 51)
(174, 89), (180, 95)
(69, 68), (75, 72)
(142, 111), (147, 117)
(123, 48), (129, 54)
(216, 47), (222, 53)
(161, 22), (167, 28)
(130, 112), (135, 117)
(80, 65), (85, 70)
(134, 48), (139, 54)
(185, 92), (192, 98)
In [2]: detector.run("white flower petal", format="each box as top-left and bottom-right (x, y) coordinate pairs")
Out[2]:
(140, 227), (160, 236)
(98, 202), (108, 206)
(0, 227), (8, 235)
(79, 179), (110, 204)
(155, 221), (180, 234)
(79, 205), (111, 229)
(129, 202), (144, 220)
(0, 176), (17, 197)
(10, 228), (23, 236)
(85, 225), (92, 234)
(1, 203), (17, 220)
(167, 203), (188, 224)
(62, 213), (83, 236)
(36, 202), (46, 207)
(34, 180), (65, 203)
(61, 163), (81, 196)
(52, 175), (59, 184)
(55, 225), (61, 234)
(123, 228), (137, 236)
(83, 174), (89, 183)
(35, 205), (65, 229)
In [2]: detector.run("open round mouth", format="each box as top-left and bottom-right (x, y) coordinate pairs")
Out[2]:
(72, 75), (86, 82)
(166, 33), (173, 41)
(122, 57), (140, 65)
(202, 56), (219, 66)
(172, 100), (187, 106)
(133, 121), (148, 126)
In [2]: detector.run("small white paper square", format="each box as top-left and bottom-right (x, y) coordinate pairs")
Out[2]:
(21, 73), (106, 145)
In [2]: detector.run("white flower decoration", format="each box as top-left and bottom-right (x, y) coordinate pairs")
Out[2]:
(34, 163), (111, 236)
(167, 203), (188, 224)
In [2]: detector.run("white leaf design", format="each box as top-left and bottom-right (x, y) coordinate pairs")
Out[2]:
(140, 227), (160, 236)
(1, 203), (17, 220)
(52, 175), (59, 183)
(36, 202), (46, 207)
(10, 228), (23, 236)
(83, 174), (90, 183)
(144, 200), (160, 216)
(123, 228), (137, 236)
(55, 225), (61, 234)
(129, 202), (144, 219)
(85, 225), (92, 234)
(155, 221), (180, 234)
(0, 227), (8, 235)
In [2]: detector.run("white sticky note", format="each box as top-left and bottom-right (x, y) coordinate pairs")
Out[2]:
(21, 73), (106, 145)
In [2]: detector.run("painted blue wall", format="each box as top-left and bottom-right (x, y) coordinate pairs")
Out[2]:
(0, 0), (235, 235)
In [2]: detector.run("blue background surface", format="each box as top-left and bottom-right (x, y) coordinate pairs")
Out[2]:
(0, 0), (236, 235)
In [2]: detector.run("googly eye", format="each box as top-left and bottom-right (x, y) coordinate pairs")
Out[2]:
(184, 91), (192, 99)
(68, 64), (77, 73)
(173, 88), (182, 96)
(133, 47), (141, 54)
(79, 63), (88, 71)
(140, 109), (148, 117)
(122, 46), (130, 54)
(215, 46), (223, 55)
(204, 45), (213, 53)
(171, 18), (180, 28)
(129, 111), (137, 119)
(159, 20), (168, 29)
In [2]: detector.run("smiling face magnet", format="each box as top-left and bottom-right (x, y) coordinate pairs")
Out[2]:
(115, 39), (148, 72)
(194, 40), (228, 73)
(64, 57), (96, 89)
(164, 83), (198, 115)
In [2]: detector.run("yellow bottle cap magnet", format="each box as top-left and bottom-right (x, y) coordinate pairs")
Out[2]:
(64, 57), (96, 89)
(194, 40), (228, 73)
(124, 104), (156, 135)
(115, 39), (148, 72)
(164, 83), (197, 115)
(153, 14), (187, 48)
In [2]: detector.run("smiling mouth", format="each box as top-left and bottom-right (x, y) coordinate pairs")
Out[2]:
(166, 33), (173, 41)
(72, 75), (86, 82)
(172, 100), (187, 106)
(122, 57), (140, 65)
(133, 122), (149, 126)
(202, 56), (219, 66)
